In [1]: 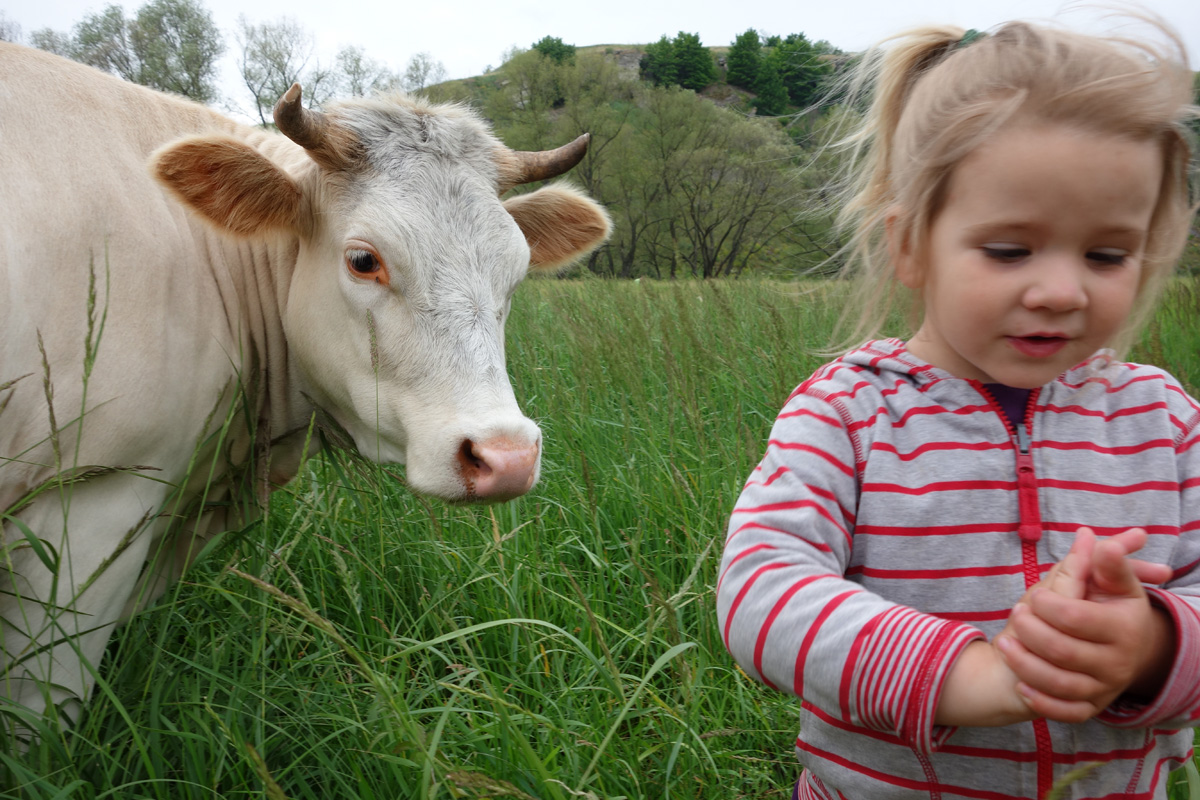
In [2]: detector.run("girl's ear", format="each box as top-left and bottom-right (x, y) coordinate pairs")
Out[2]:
(886, 207), (922, 289)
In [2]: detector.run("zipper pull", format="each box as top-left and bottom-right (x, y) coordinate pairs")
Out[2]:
(1016, 423), (1032, 455)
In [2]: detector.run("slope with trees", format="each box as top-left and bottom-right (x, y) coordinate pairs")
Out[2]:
(458, 38), (842, 279)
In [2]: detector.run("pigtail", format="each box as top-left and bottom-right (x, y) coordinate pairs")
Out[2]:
(826, 26), (968, 353)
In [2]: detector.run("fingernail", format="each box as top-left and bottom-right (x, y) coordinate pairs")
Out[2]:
(996, 636), (1011, 653)
(1017, 683), (1036, 704)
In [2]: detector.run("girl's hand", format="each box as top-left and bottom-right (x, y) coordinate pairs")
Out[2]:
(996, 528), (1175, 722)
(934, 638), (1038, 727)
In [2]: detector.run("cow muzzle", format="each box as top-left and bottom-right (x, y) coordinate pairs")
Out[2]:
(456, 435), (540, 502)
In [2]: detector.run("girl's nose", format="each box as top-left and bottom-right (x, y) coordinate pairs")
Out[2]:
(1023, 259), (1088, 312)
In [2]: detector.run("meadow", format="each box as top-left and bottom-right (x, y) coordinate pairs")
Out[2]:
(5, 278), (1200, 799)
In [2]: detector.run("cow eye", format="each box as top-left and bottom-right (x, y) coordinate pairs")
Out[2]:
(346, 249), (381, 274)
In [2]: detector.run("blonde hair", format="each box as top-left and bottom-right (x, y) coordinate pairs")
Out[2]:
(831, 14), (1198, 354)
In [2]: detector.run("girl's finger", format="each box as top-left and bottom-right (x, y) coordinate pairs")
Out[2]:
(1046, 528), (1094, 599)
(996, 635), (1106, 702)
(1015, 682), (1101, 724)
(1091, 539), (1148, 600)
(1130, 558), (1172, 586)
(1107, 527), (1148, 556)
(1008, 599), (1106, 668)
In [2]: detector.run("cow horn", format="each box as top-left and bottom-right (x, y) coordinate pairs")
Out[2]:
(496, 133), (590, 194)
(273, 83), (360, 171)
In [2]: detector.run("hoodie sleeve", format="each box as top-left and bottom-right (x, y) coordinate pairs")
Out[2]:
(716, 375), (983, 754)
(1099, 382), (1200, 729)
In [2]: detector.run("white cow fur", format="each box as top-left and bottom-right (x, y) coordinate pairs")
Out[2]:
(0, 42), (610, 731)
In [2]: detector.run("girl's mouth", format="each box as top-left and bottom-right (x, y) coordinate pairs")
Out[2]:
(1007, 335), (1068, 358)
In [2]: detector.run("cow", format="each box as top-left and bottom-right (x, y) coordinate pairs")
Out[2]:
(0, 41), (611, 735)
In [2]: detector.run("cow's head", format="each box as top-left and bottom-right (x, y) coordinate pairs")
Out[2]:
(151, 85), (610, 502)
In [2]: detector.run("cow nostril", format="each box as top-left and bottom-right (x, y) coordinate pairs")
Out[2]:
(457, 439), (491, 478)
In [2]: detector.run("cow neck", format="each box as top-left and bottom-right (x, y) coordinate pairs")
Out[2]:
(206, 224), (310, 485)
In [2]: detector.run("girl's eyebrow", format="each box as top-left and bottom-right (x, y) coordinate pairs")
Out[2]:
(963, 221), (1041, 236)
(963, 221), (1149, 238)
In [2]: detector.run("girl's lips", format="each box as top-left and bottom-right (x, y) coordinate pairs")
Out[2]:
(1008, 335), (1068, 358)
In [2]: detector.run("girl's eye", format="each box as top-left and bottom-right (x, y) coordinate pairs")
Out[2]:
(980, 245), (1030, 263)
(347, 249), (381, 274)
(1087, 249), (1129, 267)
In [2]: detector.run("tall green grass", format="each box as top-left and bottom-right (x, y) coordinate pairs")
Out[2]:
(4, 278), (1199, 799)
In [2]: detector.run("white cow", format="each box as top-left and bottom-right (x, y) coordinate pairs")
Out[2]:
(0, 42), (610, 732)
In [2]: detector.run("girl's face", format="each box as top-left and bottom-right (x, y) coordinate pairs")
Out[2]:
(892, 122), (1162, 388)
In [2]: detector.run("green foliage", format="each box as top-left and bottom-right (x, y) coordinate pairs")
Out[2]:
(726, 28), (761, 90)
(531, 35), (576, 65)
(484, 48), (575, 147)
(639, 32), (716, 93)
(753, 58), (789, 116)
(723, 30), (838, 112)
(58, 0), (224, 103)
(72, 5), (138, 78)
(28, 28), (73, 56)
(478, 48), (840, 279)
(598, 86), (795, 277)
(130, 0), (225, 102)
(1191, 71), (1200, 140)
(671, 31), (716, 92)
(639, 34), (677, 87)
(771, 32), (835, 108)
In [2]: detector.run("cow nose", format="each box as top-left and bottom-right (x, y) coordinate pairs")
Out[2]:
(457, 436), (540, 501)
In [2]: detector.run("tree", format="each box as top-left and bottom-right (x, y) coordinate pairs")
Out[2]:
(753, 57), (789, 116)
(73, 5), (139, 81)
(479, 41), (831, 278)
(484, 48), (568, 149)
(0, 11), (21, 43)
(773, 32), (834, 108)
(670, 32), (715, 92)
(39, 0), (223, 102)
(131, 0), (224, 103)
(400, 51), (448, 94)
(726, 28), (761, 90)
(639, 35), (676, 87)
(335, 45), (399, 97)
(30, 29), (74, 57)
(237, 15), (332, 125)
(532, 36), (575, 65)
(654, 99), (796, 277)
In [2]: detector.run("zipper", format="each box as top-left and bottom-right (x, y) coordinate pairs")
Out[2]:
(1014, 421), (1042, 543)
(974, 384), (1044, 546)
(975, 383), (1054, 798)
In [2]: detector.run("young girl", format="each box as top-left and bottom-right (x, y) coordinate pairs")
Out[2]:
(716, 16), (1199, 800)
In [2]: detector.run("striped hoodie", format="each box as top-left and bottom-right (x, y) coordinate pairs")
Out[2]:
(717, 339), (1200, 799)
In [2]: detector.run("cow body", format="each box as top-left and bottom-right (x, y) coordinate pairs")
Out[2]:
(0, 42), (609, 731)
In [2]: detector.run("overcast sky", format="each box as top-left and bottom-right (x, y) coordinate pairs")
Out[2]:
(6, 0), (1199, 119)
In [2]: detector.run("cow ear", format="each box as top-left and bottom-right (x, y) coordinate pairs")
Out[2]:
(151, 135), (304, 237)
(502, 185), (612, 272)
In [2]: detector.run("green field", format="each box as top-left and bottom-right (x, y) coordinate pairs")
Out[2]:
(5, 279), (1200, 799)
